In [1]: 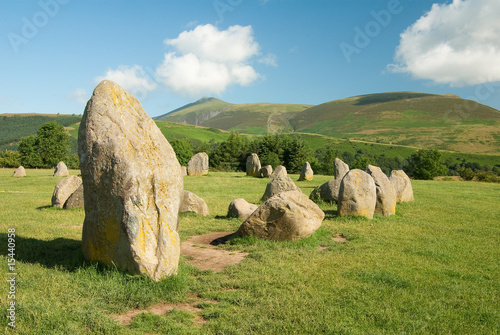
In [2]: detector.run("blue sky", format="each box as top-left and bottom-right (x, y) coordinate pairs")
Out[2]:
(1, 0), (499, 118)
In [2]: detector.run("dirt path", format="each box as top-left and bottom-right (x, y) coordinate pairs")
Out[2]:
(180, 231), (248, 272)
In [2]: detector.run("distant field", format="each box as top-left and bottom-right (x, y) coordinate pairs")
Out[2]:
(1, 169), (499, 334)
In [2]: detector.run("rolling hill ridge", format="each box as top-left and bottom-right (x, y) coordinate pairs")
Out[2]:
(154, 97), (313, 134)
(157, 92), (500, 154)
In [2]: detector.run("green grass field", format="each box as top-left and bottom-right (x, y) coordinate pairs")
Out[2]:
(0, 169), (499, 334)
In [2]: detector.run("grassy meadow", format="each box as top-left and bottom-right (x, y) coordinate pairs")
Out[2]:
(0, 168), (499, 334)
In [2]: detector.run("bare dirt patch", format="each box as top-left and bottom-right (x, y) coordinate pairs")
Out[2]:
(111, 295), (219, 327)
(181, 231), (248, 272)
(333, 233), (347, 242)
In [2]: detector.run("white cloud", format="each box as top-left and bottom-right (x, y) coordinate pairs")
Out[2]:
(67, 88), (88, 104)
(156, 24), (260, 97)
(95, 65), (157, 95)
(389, 0), (500, 86)
(259, 53), (278, 67)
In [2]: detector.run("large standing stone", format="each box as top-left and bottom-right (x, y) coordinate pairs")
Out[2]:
(187, 152), (209, 176)
(338, 169), (376, 219)
(298, 162), (314, 181)
(236, 191), (325, 241)
(259, 165), (273, 178)
(54, 161), (69, 177)
(179, 190), (209, 216)
(78, 80), (183, 281)
(180, 166), (187, 176)
(52, 175), (82, 208)
(227, 198), (258, 219)
(246, 153), (261, 177)
(309, 180), (336, 203)
(270, 165), (287, 179)
(261, 175), (301, 201)
(64, 184), (84, 209)
(389, 170), (414, 202)
(12, 166), (26, 177)
(365, 165), (396, 216)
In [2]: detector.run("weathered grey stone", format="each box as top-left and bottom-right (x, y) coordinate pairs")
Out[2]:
(227, 198), (258, 219)
(389, 170), (414, 202)
(261, 175), (301, 201)
(298, 162), (313, 181)
(338, 169), (376, 219)
(12, 166), (26, 177)
(179, 190), (209, 216)
(52, 175), (82, 208)
(334, 158), (349, 179)
(187, 152), (209, 176)
(330, 158), (350, 201)
(54, 161), (69, 177)
(246, 153), (261, 177)
(64, 184), (84, 209)
(365, 165), (396, 216)
(236, 191), (325, 241)
(259, 165), (273, 178)
(78, 80), (183, 281)
(309, 180), (336, 203)
(181, 166), (187, 176)
(270, 165), (287, 179)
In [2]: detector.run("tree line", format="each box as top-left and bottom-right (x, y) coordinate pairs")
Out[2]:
(1, 122), (499, 182)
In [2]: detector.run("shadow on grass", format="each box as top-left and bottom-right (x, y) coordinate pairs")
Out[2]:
(36, 205), (54, 210)
(323, 209), (339, 220)
(0, 233), (85, 272)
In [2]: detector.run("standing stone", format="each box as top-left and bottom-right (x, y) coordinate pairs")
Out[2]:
(365, 165), (396, 216)
(236, 191), (325, 241)
(259, 165), (273, 178)
(52, 175), (82, 208)
(54, 161), (69, 177)
(338, 169), (376, 219)
(389, 170), (414, 202)
(261, 175), (301, 201)
(334, 158), (349, 179)
(270, 165), (287, 179)
(12, 166), (26, 177)
(331, 158), (350, 201)
(309, 180), (336, 203)
(298, 162), (314, 181)
(187, 152), (209, 176)
(64, 184), (84, 209)
(227, 198), (258, 219)
(180, 166), (187, 176)
(179, 190), (209, 216)
(246, 153), (261, 177)
(79, 80), (183, 281)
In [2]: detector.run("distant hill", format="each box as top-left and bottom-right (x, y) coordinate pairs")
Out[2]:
(156, 92), (500, 154)
(154, 97), (313, 134)
(290, 92), (500, 154)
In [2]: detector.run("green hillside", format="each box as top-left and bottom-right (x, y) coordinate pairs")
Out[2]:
(0, 114), (82, 151)
(155, 121), (231, 143)
(155, 97), (312, 135)
(290, 92), (500, 154)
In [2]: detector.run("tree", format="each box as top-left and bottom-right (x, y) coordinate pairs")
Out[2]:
(282, 135), (313, 173)
(36, 122), (69, 167)
(17, 122), (69, 168)
(406, 149), (448, 180)
(170, 138), (193, 166)
(0, 150), (21, 168)
(210, 132), (249, 171)
(18, 135), (42, 168)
